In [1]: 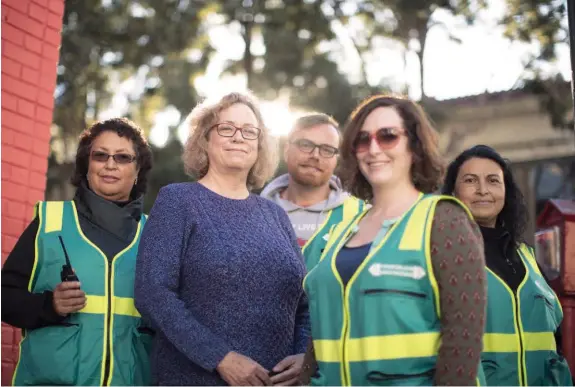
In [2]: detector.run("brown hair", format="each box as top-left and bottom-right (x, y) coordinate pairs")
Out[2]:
(71, 117), (153, 199)
(182, 91), (278, 190)
(287, 113), (339, 141)
(339, 95), (445, 201)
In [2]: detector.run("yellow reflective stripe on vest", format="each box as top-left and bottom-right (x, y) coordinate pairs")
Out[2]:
(79, 295), (141, 317)
(303, 197), (361, 253)
(398, 196), (435, 251)
(398, 195), (473, 251)
(484, 332), (556, 352)
(315, 332), (441, 363)
(519, 244), (543, 276)
(45, 201), (64, 233)
(342, 197), (360, 221)
(517, 245), (564, 316)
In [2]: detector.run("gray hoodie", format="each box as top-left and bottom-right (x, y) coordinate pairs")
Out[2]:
(260, 173), (350, 245)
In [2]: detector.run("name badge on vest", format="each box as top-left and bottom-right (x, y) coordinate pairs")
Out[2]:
(369, 263), (426, 280)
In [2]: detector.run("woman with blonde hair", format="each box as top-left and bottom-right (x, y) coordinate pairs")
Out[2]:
(135, 91), (310, 386)
(302, 95), (487, 386)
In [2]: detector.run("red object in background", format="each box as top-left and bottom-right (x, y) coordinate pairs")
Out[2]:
(1, 0), (64, 385)
(536, 199), (575, 376)
(297, 238), (307, 247)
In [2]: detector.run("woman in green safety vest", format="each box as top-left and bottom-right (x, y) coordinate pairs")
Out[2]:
(301, 95), (488, 386)
(1, 118), (154, 386)
(442, 144), (573, 386)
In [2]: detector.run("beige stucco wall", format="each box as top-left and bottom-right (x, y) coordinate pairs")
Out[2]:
(437, 93), (574, 163)
(435, 92), (575, 244)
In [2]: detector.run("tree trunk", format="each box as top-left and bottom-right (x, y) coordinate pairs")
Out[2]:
(417, 25), (428, 101)
(243, 20), (253, 90)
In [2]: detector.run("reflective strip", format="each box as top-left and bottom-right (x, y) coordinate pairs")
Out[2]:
(44, 201), (64, 233)
(79, 295), (107, 314)
(518, 245), (564, 316)
(303, 198), (361, 254)
(79, 294), (141, 317)
(314, 339), (342, 363)
(484, 332), (556, 352)
(114, 296), (141, 317)
(398, 196), (432, 251)
(315, 332), (440, 363)
(342, 198), (360, 221)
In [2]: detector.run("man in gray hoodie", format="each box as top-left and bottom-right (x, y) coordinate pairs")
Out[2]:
(261, 113), (366, 269)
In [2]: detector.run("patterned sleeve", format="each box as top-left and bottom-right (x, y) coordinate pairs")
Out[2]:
(430, 200), (488, 386)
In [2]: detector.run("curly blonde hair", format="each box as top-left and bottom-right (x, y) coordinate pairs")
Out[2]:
(182, 91), (279, 190)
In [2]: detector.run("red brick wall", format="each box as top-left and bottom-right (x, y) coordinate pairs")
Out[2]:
(1, 0), (64, 384)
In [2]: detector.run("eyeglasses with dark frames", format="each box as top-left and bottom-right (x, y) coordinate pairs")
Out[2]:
(211, 123), (261, 140)
(291, 139), (339, 158)
(91, 150), (136, 164)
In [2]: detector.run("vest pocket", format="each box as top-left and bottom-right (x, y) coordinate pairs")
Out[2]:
(533, 294), (559, 329)
(131, 326), (154, 385)
(362, 289), (427, 299)
(366, 369), (435, 386)
(481, 359), (500, 382)
(544, 352), (573, 386)
(22, 323), (80, 385)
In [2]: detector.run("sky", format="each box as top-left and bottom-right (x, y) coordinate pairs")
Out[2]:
(100, 0), (572, 147)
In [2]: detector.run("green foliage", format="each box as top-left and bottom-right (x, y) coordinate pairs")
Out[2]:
(524, 75), (574, 132)
(49, 0), (211, 197)
(501, 0), (572, 132)
(502, 0), (567, 61)
(49, 0), (570, 205)
(144, 138), (191, 212)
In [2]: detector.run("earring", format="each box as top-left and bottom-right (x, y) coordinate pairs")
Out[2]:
(134, 178), (138, 186)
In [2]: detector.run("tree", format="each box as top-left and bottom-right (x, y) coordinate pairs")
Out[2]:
(48, 0), (212, 198)
(145, 138), (190, 211)
(341, 0), (488, 100)
(213, 0), (385, 125)
(501, 0), (573, 132)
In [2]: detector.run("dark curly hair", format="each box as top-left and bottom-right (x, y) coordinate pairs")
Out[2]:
(338, 95), (445, 201)
(442, 144), (528, 248)
(71, 117), (153, 199)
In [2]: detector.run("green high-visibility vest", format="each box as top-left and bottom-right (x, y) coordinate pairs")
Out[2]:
(304, 194), (486, 386)
(12, 201), (152, 386)
(482, 244), (573, 386)
(302, 196), (366, 271)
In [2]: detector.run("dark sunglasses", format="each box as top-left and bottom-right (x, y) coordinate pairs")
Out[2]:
(353, 127), (405, 153)
(291, 139), (339, 158)
(91, 150), (136, 164)
(211, 123), (261, 140)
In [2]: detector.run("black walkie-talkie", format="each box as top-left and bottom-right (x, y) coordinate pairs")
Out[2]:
(58, 236), (79, 282)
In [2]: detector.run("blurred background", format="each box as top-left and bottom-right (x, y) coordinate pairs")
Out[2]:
(44, 0), (574, 237)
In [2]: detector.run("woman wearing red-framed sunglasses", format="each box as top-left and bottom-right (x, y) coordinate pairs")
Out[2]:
(301, 95), (488, 386)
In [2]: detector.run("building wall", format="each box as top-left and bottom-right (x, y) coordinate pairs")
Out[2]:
(436, 92), (575, 244)
(1, 0), (64, 384)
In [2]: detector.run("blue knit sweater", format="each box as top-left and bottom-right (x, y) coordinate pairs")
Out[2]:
(134, 182), (310, 385)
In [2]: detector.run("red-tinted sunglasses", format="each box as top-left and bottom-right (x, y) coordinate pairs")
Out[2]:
(353, 127), (405, 153)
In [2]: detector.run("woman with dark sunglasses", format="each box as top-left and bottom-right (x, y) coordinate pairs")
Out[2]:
(2, 118), (154, 385)
(442, 145), (573, 386)
(301, 95), (488, 386)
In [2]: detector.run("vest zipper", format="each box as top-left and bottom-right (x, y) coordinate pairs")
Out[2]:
(513, 291), (525, 386)
(102, 259), (113, 386)
(341, 288), (350, 386)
